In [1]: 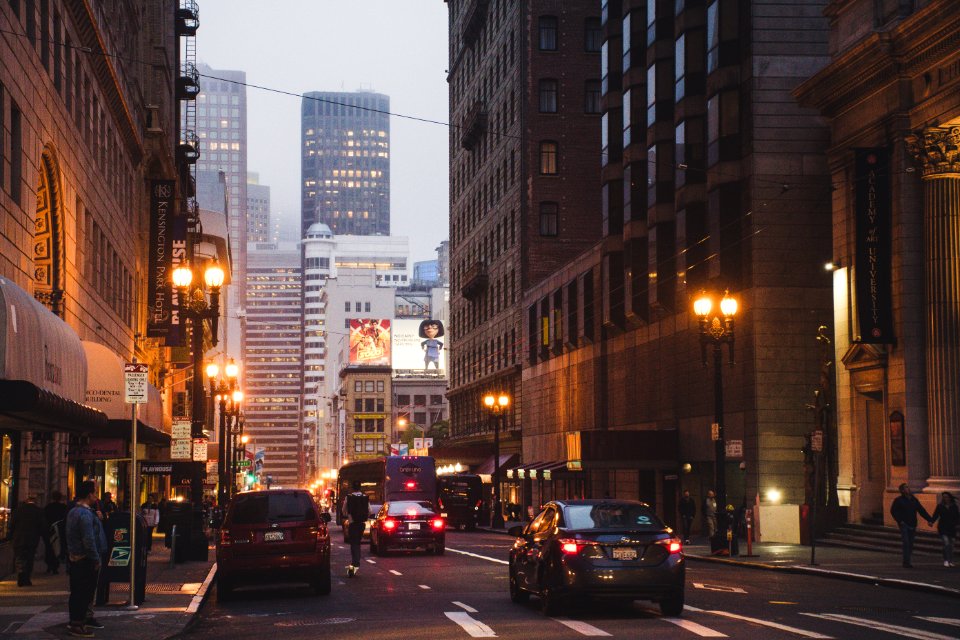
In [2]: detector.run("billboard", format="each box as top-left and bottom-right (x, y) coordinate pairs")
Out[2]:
(349, 319), (392, 366)
(392, 319), (445, 375)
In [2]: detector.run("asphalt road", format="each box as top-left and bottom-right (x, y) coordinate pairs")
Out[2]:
(183, 530), (960, 639)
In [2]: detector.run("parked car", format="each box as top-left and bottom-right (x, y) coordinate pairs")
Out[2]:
(370, 500), (446, 555)
(216, 489), (332, 600)
(508, 499), (685, 616)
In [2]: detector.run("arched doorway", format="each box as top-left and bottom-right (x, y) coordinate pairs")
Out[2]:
(33, 148), (65, 317)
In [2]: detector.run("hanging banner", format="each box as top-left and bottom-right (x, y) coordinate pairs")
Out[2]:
(146, 180), (175, 337)
(165, 214), (188, 347)
(854, 148), (893, 343)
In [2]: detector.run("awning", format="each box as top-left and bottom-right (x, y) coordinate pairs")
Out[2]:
(474, 453), (518, 476)
(0, 277), (106, 432)
(515, 460), (570, 480)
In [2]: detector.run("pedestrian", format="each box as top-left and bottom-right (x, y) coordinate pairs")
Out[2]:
(890, 482), (933, 568)
(140, 494), (159, 553)
(704, 490), (718, 538)
(679, 490), (696, 544)
(930, 491), (959, 568)
(10, 494), (46, 586)
(65, 480), (108, 638)
(344, 480), (369, 578)
(100, 492), (117, 517)
(43, 490), (69, 575)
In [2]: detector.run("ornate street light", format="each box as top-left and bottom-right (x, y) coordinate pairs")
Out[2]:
(693, 290), (738, 548)
(208, 358), (240, 507)
(482, 392), (511, 529)
(172, 261), (225, 440)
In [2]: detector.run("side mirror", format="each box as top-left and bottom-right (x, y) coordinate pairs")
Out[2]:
(320, 512), (332, 524)
(508, 525), (526, 538)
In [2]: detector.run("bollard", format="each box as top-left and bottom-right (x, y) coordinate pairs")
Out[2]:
(169, 524), (177, 567)
(745, 508), (754, 556)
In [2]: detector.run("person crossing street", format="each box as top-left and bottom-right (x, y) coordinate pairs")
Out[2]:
(345, 481), (369, 578)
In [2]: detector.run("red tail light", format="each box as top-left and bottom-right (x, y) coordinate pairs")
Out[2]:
(405, 481), (417, 489)
(431, 518), (445, 530)
(219, 529), (231, 546)
(660, 538), (682, 554)
(559, 538), (583, 554)
(383, 518), (397, 530)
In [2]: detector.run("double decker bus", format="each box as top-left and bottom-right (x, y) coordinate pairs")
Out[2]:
(336, 456), (437, 540)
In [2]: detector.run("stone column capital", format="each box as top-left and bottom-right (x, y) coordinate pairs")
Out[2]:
(905, 125), (960, 178)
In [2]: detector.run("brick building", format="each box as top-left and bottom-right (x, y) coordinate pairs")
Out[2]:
(445, 1), (603, 466)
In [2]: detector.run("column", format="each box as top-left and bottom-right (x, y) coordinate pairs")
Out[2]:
(907, 125), (960, 491)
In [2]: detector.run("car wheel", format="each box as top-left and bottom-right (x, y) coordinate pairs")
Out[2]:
(539, 561), (563, 616)
(659, 590), (685, 617)
(313, 558), (332, 596)
(509, 566), (529, 604)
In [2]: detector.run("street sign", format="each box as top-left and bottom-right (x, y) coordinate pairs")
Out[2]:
(414, 438), (424, 450)
(811, 430), (823, 452)
(237, 459), (251, 468)
(123, 363), (148, 404)
(193, 438), (208, 462)
(172, 420), (191, 440)
(726, 439), (743, 458)
(171, 440), (192, 459)
(425, 438), (433, 448)
(711, 423), (720, 441)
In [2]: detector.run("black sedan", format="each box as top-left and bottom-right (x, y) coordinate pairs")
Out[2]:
(508, 500), (685, 616)
(370, 501), (446, 555)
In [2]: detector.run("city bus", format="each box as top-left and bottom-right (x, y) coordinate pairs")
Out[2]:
(336, 456), (438, 540)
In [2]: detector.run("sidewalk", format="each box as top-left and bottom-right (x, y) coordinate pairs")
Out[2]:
(479, 522), (960, 600)
(0, 534), (216, 639)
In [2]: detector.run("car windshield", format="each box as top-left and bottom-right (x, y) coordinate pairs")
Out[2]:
(564, 503), (663, 530)
(387, 501), (436, 516)
(230, 493), (317, 525)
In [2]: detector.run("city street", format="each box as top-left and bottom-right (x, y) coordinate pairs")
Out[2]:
(185, 530), (960, 640)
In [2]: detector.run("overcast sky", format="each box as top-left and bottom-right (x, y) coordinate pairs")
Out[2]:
(198, 1), (450, 264)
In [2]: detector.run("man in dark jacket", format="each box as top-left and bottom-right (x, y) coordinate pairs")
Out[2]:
(43, 490), (69, 575)
(344, 481), (369, 578)
(66, 480), (108, 637)
(10, 495), (46, 586)
(890, 483), (933, 568)
(678, 490), (696, 544)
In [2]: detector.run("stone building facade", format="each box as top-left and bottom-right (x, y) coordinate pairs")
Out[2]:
(796, 0), (960, 522)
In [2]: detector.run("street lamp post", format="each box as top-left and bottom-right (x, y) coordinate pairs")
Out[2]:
(482, 392), (510, 529)
(693, 290), (738, 549)
(206, 360), (240, 507)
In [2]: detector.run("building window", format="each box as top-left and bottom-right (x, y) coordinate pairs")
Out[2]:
(539, 202), (559, 236)
(377, 380), (385, 392)
(397, 394), (410, 406)
(364, 381), (375, 392)
(430, 395), (444, 405)
(376, 398), (384, 412)
(539, 79), (558, 113)
(365, 398), (375, 411)
(538, 15), (558, 50)
(354, 440), (362, 452)
(344, 301), (350, 312)
(414, 412), (427, 426)
(414, 395), (426, 406)
(585, 80), (601, 114)
(585, 17), (602, 52)
(355, 301), (361, 312)
(354, 399), (363, 412)
(540, 141), (558, 175)
(354, 381), (362, 392)
(364, 302), (371, 312)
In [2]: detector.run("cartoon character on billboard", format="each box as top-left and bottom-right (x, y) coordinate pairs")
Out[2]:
(419, 319), (445, 371)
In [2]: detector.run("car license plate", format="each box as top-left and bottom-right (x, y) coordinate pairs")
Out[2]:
(264, 531), (284, 542)
(407, 522), (420, 530)
(613, 547), (637, 560)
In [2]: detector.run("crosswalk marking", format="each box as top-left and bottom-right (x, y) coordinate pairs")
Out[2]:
(389, 569), (402, 576)
(691, 608), (833, 638)
(365, 559), (377, 564)
(663, 617), (728, 637)
(553, 617), (612, 636)
(453, 601), (478, 613)
(445, 611), (496, 638)
(916, 617), (960, 628)
(801, 614), (958, 640)
(419, 584), (431, 590)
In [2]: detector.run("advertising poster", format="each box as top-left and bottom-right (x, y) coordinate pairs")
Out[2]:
(392, 318), (445, 375)
(349, 319), (392, 366)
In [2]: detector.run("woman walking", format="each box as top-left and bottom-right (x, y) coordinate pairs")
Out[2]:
(931, 491), (959, 568)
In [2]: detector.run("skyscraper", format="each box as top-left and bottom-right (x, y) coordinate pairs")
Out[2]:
(247, 172), (271, 243)
(300, 91), (390, 237)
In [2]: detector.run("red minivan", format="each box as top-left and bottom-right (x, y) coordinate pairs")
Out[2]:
(216, 489), (332, 600)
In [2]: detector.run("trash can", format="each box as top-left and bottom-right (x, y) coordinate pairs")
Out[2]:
(96, 511), (147, 605)
(166, 501), (209, 562)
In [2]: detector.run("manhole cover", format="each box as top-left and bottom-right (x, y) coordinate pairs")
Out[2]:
(145, 583), (185, 593)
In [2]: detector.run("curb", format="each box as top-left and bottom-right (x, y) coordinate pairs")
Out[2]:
(684, 553), (960, 600)
(480, 527), (959, 599)
(165, 562), (217, 639)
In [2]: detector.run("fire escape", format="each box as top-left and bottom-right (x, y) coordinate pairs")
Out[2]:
(176, 0), (200, 227)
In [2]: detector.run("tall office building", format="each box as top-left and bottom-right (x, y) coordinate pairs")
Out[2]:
(446, 3), (603, 458)
(247, 172), (271, 243)
(195, 63), (248, 355)
(300, 90), (391, 237)
(245, 242), (303, 487)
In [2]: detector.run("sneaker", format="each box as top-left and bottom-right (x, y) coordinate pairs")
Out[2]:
(67, 624), (94, 638)
(346, 565), (355, 577)
(85, 618), (104, 629)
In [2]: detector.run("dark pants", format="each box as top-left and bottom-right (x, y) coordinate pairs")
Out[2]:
(680, 516), (694, 541)
(899, 523), (916, 566)
(348, 522), (365, 566)
(69, 558), (98, 624)
(145, 527), (155, 552)
(14, 541), (38, 583)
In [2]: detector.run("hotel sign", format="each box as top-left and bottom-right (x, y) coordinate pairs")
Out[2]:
(854, 149), (893, 343)
(146, 180), (175, 338)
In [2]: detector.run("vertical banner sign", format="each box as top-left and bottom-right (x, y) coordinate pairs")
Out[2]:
(165, 214), (188, 347)
(147, 180), (175, 337)
(854, 149), (893, 343)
